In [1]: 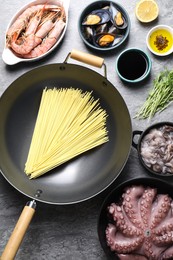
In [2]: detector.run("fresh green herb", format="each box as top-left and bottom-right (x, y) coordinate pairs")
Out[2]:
(135, 69), (173, 119)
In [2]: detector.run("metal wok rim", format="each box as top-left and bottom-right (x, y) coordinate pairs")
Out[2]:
(0, 63), (132, 205)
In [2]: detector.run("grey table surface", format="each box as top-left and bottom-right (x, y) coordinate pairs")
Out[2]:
(0, 0), (173, 259)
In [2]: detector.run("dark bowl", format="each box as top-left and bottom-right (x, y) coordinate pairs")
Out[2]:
(97, 177), (173, 259)
(115, 48), (152, 84)
(78, 0), (130, 52)
(132, 121), (173, 177)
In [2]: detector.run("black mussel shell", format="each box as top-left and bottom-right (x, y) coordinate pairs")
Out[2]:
(107, 24), (118, 35)
(114, 12), (127, 30)
(82, 9), (111, 26)
(83, 26), (94, 41)
(95, 23), (108, 34)
(112, 33), (123, 45)
(102, 5), (110, 11)
(109, 3), (128, 30)
(93, 32), (124, 48)
(115, 12), (125, 26)
(93, 33), (115, 47)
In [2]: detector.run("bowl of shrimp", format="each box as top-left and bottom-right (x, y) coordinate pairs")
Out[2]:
(2, 0), (70, 65)
(132, 121), (173, 177)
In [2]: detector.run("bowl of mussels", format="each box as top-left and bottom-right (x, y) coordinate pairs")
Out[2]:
(78, 1), (130, 51)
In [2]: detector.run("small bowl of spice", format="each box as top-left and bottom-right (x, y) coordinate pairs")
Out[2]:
(146, 25), (173, 56)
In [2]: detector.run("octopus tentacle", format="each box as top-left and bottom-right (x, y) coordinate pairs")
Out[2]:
(154, 218), (173, 236)
(160, 245), (173, 259)
(105, 223), (143, 253)
(150, 194), (172, 229)
(108, 203), (142, 236)
(142, 238), (165, 259)
(153, 231), (173, 246)
(117, 254), (148, 260)
(140, 187), (157, 228)
(122, 185), (145, 229)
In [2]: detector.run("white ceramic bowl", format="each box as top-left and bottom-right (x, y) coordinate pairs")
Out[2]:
(2, 0), (70, 65)
(146, 25), (173, 56)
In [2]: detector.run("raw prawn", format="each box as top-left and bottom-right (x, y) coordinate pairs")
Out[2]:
(6, 3), (66, 57)
(6, 4), (61, 45)
(10, 9), (45, 55)
(10, 12), (60, 55)
(23, 19), (66, 58)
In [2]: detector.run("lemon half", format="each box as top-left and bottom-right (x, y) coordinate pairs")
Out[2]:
(135, 0), (159, 23)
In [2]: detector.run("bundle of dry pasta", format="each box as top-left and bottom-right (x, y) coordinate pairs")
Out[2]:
(24, 87), (109, 179)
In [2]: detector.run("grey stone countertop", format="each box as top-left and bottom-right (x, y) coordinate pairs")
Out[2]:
(0, 0), (173, 259)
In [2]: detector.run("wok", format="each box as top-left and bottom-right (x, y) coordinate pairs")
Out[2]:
(0, 49), (132, 205)
(0, 49), (131, 258)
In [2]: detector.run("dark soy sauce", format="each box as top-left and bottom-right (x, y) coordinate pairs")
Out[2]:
(117, 51), (148, 80)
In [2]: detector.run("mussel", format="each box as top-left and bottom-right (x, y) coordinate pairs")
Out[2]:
(109, 3), (127, 30)
(93, 32), (123, 48)
(96, 33), (115, 47)
(82, 9), (111, 26)
(115, 12), (124, 26)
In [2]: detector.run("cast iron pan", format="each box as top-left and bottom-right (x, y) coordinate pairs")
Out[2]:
(0, 50), (132, 205)
(98, 177), (173, 259)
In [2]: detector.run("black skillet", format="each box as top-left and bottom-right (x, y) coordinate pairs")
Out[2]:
(0, 50), (132, 258)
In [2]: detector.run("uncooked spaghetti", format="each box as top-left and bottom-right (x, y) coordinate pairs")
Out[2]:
(24, 87), (109, 179)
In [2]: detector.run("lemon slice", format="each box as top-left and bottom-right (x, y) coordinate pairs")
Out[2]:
(135, 0), (159, 23)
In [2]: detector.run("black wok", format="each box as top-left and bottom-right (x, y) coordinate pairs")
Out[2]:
(0, 49), (132, 205)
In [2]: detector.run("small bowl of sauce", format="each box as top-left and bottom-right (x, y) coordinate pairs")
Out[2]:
(146, 25), (173, 56)
(116, 48), (152, 84)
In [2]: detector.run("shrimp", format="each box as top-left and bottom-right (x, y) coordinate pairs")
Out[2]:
(9, 9), (63, 55)
(6, 5), (42, 45)
(23, 19), (66, 58)
(6, 4), (63, 45)
(9, 9), (45, 55)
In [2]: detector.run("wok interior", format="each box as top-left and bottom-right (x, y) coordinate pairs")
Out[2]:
(0, 64), (132, 204)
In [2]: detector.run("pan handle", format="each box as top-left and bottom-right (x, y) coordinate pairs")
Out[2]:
(132, 130), (142, 149)
(1, 200), (36, 260)
(64, 49), (107, 78)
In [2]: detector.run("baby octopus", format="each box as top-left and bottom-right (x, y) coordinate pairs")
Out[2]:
(106, 185), (173, 259)
(140, 125), (173, 175)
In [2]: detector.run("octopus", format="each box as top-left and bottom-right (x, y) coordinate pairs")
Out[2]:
(105, 185), (173, 260)
(140, 125), (173, 175)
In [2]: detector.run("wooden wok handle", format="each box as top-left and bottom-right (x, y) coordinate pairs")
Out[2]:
(1, 200), (36, 260)
(70, 49), (104, 68)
